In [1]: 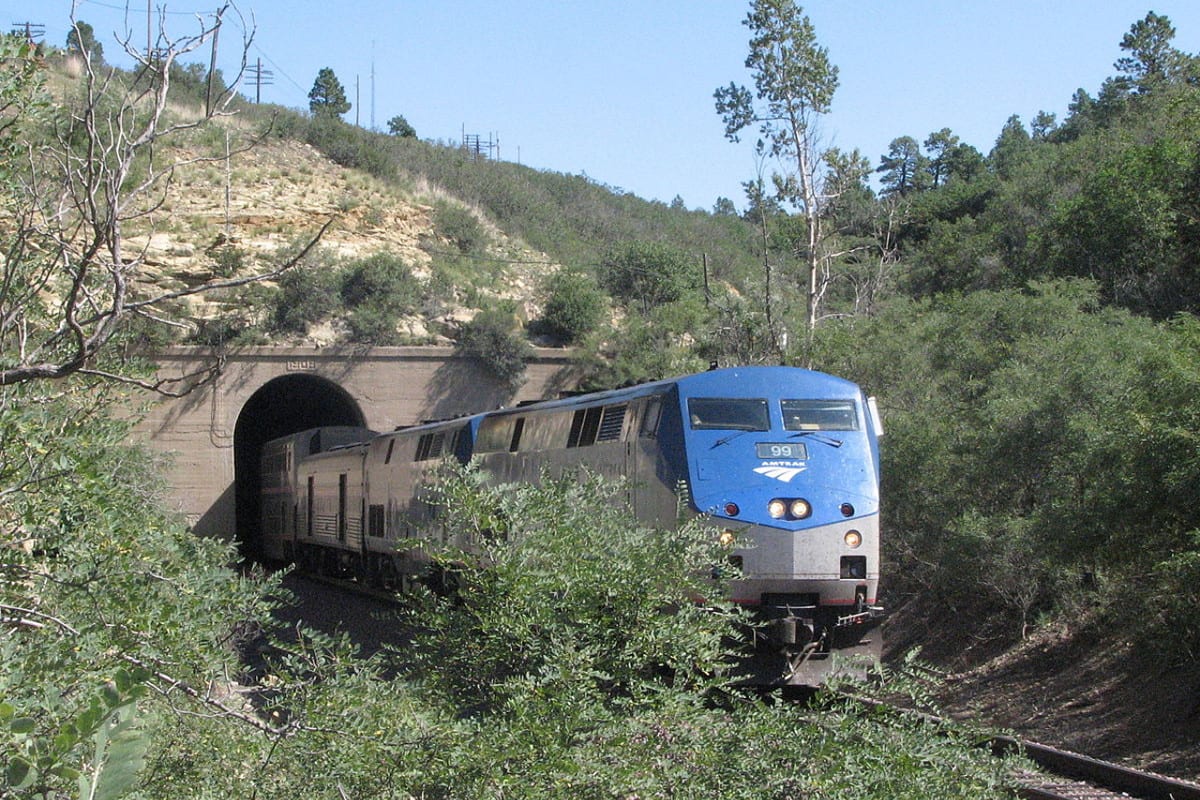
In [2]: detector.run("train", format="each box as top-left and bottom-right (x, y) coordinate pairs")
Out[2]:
(259, 365), (885, 684)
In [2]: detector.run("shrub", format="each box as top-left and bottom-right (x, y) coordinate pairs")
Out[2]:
(430, 202), (489, 255)
(597, 240), (701, 313)
(455, 305), (533, 390)
(270, 262), (341, 335)
(533, 270), (608, 344)
(210, 244), (248, 278)
(339, 251), (422, 344)
(403, 467), (744, 709)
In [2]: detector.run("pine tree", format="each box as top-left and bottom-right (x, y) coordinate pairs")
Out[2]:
(309, 67), (350, 118)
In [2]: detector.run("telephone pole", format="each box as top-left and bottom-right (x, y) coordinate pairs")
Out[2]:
(247, 59), (273, 103)
(10, 22), (45, 43)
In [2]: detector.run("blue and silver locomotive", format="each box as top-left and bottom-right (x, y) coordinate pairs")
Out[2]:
(260, 365), (884, 684)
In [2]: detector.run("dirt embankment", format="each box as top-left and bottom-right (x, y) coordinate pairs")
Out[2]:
(885, 602), (1200, 781)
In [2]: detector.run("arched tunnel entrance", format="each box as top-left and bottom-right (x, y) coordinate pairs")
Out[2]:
(233, 374), (366, 560)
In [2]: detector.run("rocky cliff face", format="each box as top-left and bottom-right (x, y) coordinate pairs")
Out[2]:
(125, 131), (555, 345)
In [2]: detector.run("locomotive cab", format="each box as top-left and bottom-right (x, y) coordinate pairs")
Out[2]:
(671, 369), (885, 683)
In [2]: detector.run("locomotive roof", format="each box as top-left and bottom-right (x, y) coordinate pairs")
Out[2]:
(481, 365), (861, 420)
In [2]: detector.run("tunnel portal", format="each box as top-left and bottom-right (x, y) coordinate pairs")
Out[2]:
(233, 374), (367, 559)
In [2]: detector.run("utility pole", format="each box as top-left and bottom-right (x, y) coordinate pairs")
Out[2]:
(205, 16), (221, 115)
(247, 59), (273, 103)
(10, 22), (44, 43)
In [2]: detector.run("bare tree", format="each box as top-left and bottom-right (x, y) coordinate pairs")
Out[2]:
(0, 2), (329, 390)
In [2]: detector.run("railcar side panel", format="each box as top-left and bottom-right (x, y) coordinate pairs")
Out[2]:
(260, 427), (374, 561)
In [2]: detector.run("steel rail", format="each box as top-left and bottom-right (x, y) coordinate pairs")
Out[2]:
(991, 735), (1200, 800)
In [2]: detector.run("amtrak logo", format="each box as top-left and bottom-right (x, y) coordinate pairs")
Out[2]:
(754, 464), (807, 482)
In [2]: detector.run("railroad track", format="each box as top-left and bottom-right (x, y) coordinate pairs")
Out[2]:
(829, 691), (1200, 799)
(994, 735), (1200, 800)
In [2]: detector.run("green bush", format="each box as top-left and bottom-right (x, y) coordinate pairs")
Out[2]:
(338, 251), (422, 343)
(599, 240), (702, 313)
(430, 201), (489, 255)
(269, 254), (341, 335)
(404, 467), (743, 707)
(533, 269), (608, 344)
(810, 281), (1200, 650)
(0, 379), (281, 799)
(455, 305), (533, 390)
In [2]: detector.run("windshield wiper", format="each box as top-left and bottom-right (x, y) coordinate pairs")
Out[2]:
(790, 431), (843, 448)
(711, 430), (752, 449)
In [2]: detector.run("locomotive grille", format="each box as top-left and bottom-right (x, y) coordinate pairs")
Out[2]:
(597, 404), (627, 442)
(415, 432), (445, 461)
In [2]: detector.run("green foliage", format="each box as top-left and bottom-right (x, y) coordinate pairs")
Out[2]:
(1047, 132), (1196, 315)
(404, 467), (744, 709)
(456, 305), (533, 390)
(307, 67), (349, 118)
(0, 35), (51, 184)
(269, 260), (341, 335)
(0, 379), (283, 799)
(812, 282), (1200, 648)
(339, 251), (422, 343)
(532, 269), (608, 344)
(166, 61), (231, 109)
(1114, 11), (1191, 93)
(4, 675), (149, 798)
(576, 300), (708, 389)
(715, 0), (838, 148)
(386, 114), (416, 138)
(65, 21), (103, 63)
(209, 244), (248, 278)
(430, 201), (489, 255)
(599, 240), (701, 314)
(878, 135), (931, 197)
(302, 115), (396, 179)
(381, 467), (1017, 799)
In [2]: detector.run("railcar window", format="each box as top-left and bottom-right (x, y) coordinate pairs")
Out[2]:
(567, 406), (602, 447)
(509, 418), (525, 452)
(687, 398), (769, 431)
(597, 404), (626, 442)
(640, 397), (663, 438)
(781, 399), (859, 431)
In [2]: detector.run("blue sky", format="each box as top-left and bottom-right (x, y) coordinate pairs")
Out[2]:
(15, 1), (1200, 210)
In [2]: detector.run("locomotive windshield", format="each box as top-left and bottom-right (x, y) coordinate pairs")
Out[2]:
(782, 399), (859, 431)
(687, 398), (770, 431)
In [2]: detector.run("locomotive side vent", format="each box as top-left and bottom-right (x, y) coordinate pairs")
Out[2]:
(597, 404), (627, 442)
(415, 432), (445, 461)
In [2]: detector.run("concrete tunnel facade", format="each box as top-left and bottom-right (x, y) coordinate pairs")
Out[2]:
(134, 345), (576, 557)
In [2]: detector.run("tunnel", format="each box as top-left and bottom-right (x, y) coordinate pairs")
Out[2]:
(233, 374), (367, 560)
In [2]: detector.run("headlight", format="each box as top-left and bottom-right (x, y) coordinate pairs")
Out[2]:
(718, 529), (736, 547)
(789, 499), (812, 519)
(844, 530), (862, 548)
(767, 499), (787, 519)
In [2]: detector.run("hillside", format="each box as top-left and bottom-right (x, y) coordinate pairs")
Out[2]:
(130, 129), (562, 345)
